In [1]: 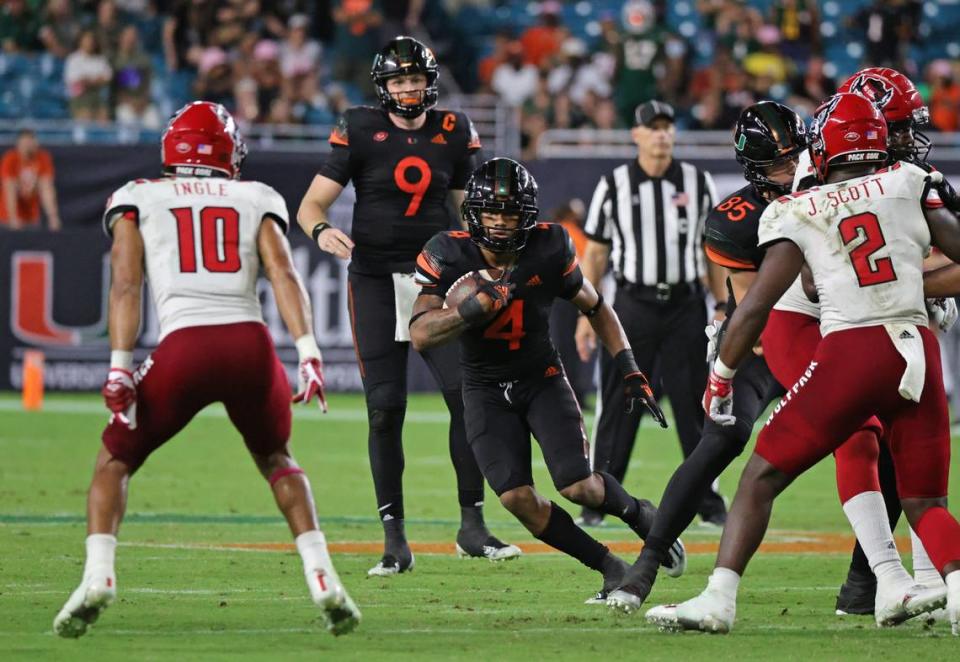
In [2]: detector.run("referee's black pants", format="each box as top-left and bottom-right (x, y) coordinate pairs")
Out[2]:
(590, 286), (725, 518)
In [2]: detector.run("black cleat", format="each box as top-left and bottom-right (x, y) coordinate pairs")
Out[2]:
(576, 507), (606, 527)
(367, 551), (415, 577)
(587, 553), (629, 605)
(835, 569), (876, 615)
(606, 555), (658, 613)
(455, 527), (522, 561)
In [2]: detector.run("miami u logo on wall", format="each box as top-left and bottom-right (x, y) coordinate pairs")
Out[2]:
(11, 251), (109, 346)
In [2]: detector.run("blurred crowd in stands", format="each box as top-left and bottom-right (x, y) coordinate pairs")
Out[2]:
(1, 0), (959, 159)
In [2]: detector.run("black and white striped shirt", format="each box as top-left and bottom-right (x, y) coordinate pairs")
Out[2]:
(584, 159), (717, 285)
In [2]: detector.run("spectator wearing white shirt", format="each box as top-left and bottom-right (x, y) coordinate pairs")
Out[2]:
(546, 37), (612, 107)
(491, 40), (539, 107)
(65, 30), (113, 122)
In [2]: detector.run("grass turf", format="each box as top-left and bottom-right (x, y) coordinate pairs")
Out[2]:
(1, 392), (958, 660)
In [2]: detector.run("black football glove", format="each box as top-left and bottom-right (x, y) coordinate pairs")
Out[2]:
(623, 370), (668, 428)
(458, 278), (515, 327)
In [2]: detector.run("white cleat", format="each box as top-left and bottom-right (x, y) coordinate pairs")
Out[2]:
(875, 582), (947, 627)
(367, 552), (415, 577)
(607, 588), (645, 614)
(946, 572), (960, 636)
(661, 538), (687, 579)
(673, 587), (736, 633)
(645, 603), (682, 631)
(305, 568), (361, 636)
(456, 542), (522, 562)
(53, 574), (116, 638)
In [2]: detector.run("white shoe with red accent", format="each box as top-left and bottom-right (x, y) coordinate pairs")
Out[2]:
(305, 567), (361, 636)
(874, 581), (946, 627)
(53, 573), (116, 638)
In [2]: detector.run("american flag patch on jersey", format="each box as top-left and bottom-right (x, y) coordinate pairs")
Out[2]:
(672, 192), (689, 206)
(197, 144), (213, 155)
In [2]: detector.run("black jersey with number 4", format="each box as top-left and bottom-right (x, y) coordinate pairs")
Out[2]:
(318, 106), (481, 274)
(703, 183), (769, 273)
(415, 224), (583, 382)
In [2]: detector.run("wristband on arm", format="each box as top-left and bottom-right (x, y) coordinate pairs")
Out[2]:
(310, 222), (332, 243)
(614, 348), (640, 377)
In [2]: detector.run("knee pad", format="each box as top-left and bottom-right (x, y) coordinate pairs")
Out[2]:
(368, 407), (406, 433)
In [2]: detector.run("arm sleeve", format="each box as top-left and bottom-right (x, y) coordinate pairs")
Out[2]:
(316, 114), (354, 185)
(583, 175), (613, 243)
(102, 182), (140, 237)
(259, 183), (290, 234)
(557, 225), (585, 299)
(415, 233), (455, 295)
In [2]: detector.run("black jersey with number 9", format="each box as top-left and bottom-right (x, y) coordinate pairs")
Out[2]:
(318, 106), (481, 275)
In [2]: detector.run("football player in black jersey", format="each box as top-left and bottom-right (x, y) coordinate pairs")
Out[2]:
(607, 101), (806, 613)
(296, 36), (519, 576)
(410, 157), (687, 603)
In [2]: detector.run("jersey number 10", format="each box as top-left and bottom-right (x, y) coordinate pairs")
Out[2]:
(172, 207), (242, 273)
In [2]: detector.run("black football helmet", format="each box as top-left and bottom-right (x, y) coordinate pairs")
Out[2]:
(462, 158), (539, 253)
(733, 101), (807, 197)
(371, 36), (439, 118)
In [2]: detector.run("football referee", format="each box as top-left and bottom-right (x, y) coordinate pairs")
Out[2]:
(575, 100), (728, 526)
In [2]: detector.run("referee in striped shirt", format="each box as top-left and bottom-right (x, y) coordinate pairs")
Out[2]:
(575, 100), (728, 527)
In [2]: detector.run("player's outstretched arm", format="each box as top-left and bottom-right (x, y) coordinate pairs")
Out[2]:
(108, 215), (144, 358)
(573, 239), (611, 360)
(258, 217), (328, 411)
(572, 279), (667, 426)
(925, 204), (960, 266)
(717, 240), (803, 371)
(103, 213), (144, 428)
(296, 174), (354, 260)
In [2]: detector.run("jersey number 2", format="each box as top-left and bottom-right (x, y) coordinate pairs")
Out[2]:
(394, 156), (432, 216)
(483, 300), (525, 350)
(172, 207), (241, 273)
(838, 212), (897, 287)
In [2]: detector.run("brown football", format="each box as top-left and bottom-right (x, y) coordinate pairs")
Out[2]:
(443, 268), (503, 309)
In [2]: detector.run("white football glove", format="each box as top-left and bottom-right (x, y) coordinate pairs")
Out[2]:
(102, 368), (137, 429)
(704, 320), (724, 363)
(926, 297), (958, 333)
(293, 335), (328, 413)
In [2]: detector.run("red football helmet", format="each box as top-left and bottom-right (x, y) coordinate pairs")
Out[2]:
(161, 101), (247, 178)
(808, 93), (887, 181)
(838, 67), (930, 162)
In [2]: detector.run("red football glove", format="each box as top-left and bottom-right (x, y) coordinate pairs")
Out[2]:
(702, 370), (736, 426)
(102, 368), (137, 429)
(293, 356), (328, 413)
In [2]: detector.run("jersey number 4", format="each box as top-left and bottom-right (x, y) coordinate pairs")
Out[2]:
(394, 156), (432, 216)
(838, 212), (897, 287)
(172, 207), (241, 273)
(484, 300), (525, 350)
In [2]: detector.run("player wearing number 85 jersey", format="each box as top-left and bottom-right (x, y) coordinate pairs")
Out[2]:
(296, 36), (518, 575)
(53, 101), (361, 639)
(410, 158), (686, 606)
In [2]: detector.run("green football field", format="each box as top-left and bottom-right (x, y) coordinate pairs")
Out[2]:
(2, 392), (959, 660)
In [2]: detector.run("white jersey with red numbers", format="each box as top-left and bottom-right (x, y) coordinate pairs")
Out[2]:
(103, 177), (289, 339)
(758, 161), (941, 336)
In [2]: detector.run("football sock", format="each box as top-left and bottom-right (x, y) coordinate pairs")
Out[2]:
(709, 567), (741, 600)
(595, 471), (641, 528)
(382, 518), (411, 560)
(910, 526), (943, 586)
(534, 502), (608, 571)
(295, 529), (331, 573)
(367, 407), (406, 522)
(440, 388), (485, 507)
(84, 533), (117, 580)
(842, 491), (912, 586)
(459, 505), (486, 531)
(914, 506), (960, 573)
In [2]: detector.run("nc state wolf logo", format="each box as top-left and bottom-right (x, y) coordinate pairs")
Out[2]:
(848, 75), (894, 110)
(11, 251), (109, 346)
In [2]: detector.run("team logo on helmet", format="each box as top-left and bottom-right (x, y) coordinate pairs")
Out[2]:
(848, 74), (894, 110)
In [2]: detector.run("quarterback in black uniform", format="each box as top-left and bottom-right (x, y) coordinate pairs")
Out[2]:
(296, 36), (518, 576)
(410, 158), (686, 602)
(607, 101), (806, 612)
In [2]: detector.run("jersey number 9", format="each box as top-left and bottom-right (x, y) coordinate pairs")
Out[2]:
(394, 156), (432, 217)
